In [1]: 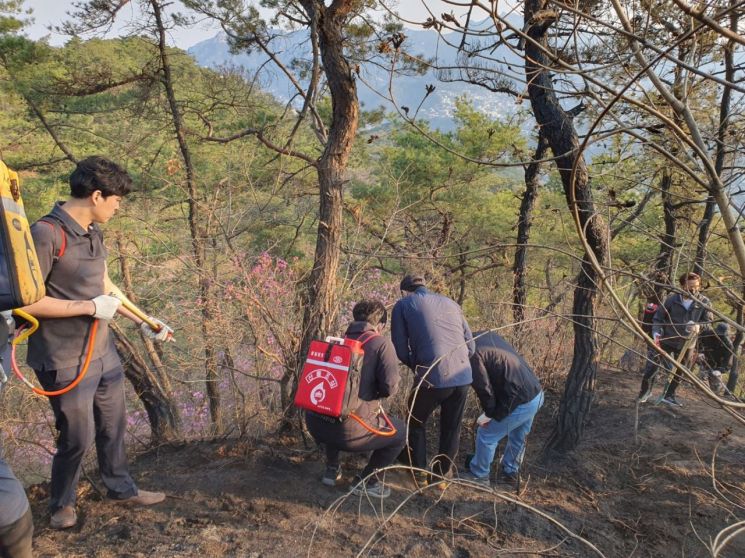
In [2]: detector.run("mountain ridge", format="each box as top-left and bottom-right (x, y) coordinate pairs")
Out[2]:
(187, 19), (524, 130)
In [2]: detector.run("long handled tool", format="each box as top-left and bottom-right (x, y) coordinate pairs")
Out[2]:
(114, 295), (162, 332)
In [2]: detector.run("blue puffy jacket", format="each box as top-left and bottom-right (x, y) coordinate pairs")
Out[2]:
(391, 287), (474, 388)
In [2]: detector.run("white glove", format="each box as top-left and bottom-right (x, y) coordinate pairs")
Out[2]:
(477, 413), (491, 427)
(140, 318), (173, 342)
(685, 321), (700, 336)
(91, 295), (122, 320)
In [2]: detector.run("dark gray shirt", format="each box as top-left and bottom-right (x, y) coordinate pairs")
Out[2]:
(27, 202), (114, 371)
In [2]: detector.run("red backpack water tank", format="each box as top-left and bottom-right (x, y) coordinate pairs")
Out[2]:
(294, 333), (376, 419)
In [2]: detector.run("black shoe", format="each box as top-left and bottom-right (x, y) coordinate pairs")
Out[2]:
(396, 448), (413, 466)
(322, 465), (342, 486)
(497, 469), (519, 484)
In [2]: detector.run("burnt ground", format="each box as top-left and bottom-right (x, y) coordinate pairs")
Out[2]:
(26, 368), (745, 557)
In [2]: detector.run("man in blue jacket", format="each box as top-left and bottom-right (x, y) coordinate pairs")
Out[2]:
(391, 274), (474, 485)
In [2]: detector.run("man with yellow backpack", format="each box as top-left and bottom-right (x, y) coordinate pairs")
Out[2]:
(4, 156), (172, 530)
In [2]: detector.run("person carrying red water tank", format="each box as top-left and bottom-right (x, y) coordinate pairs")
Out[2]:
(17, 157), (172, 529)
(305, 300), (405, 499)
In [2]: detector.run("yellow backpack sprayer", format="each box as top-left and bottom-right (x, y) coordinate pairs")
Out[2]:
(0, 160), (162, 396)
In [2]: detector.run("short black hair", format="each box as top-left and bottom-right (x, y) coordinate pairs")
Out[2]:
(352, 300), (387, 326)
(70, 156), (133, 199)
(400, 273), (426, 292)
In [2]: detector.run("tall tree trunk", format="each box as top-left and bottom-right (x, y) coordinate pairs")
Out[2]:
(695, 10), (735, 275)
(524, 0), (609, 452)
(115, 235), (174, 394)
(513, 132), (548, 334)
(730, 303), (743, 395)
(694, 197), (716, 276)
(656, 170), (676, 280)
(151, 0), (222, 432)
(110, 323), (180, 444)
(113, 235), (181, 440)
(287, 0), (359, 411)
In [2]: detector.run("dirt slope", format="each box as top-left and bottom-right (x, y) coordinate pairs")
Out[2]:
(27, 368), (745, 557)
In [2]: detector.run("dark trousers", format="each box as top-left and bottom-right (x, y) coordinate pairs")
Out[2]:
(0, 508), (33, 558)
(639, 345), (686, 399)
(0, 457), (32, 558)
(406, 385), (469, 477)
(36, 357), (137, 511)
(307, 412), (406, 482)
(726, 365), (739, 394)
(325, 417), (406, 481)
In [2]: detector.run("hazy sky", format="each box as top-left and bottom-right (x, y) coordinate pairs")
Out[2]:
(23, 0), (490, 49)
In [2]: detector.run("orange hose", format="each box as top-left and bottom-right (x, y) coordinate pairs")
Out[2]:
(11, 319), (99, 397)
(349, 409), (398, 437)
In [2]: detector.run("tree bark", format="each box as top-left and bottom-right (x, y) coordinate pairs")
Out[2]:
(114, 235), (174, 394)
(524, 0), (609, 452)
(730, 303), (742, 394)
(695, 8), (735, 275)
(289, 0), (360, 412)
(656, 170), (676, 280)
(110, 322), (180, 444)
(513, 132), (548, 334)
(113, 234), (181, 440)
(151, 0), (222, 432)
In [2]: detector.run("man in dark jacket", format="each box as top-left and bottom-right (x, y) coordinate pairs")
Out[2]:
(305, 300), (405, 499)
(391, 274), (475, 483)
(698, 323), (737, 396)
(1, 313), (33, 558)
(638, 272), (713, 406)
(461, 331), (543, 486)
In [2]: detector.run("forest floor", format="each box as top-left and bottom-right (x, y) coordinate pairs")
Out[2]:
(25, 367), (745, 558)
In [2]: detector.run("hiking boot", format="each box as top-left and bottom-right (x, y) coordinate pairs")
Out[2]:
(661, 395), (683, 407)
(497, 469), (519, 484)
(322, 465), (342, 487)
(114, 490), (166, 506)
(460, 470), (490, 487)
(352, 481), (391, 499)
(50, 506), (77, 530)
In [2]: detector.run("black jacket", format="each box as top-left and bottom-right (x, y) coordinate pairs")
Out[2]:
(470, 331), (542, 421)
(653, 293), (713, 350)
(343, 321), (401, 418)
(699, 330), (734, 370)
